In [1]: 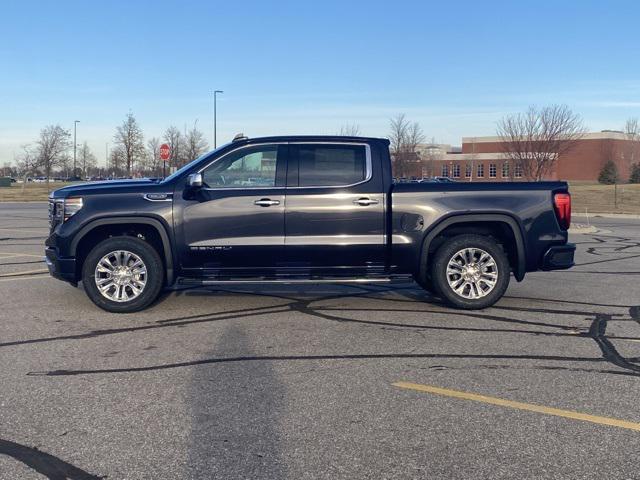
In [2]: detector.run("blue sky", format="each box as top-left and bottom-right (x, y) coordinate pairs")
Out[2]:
(1, 0), (640, 165)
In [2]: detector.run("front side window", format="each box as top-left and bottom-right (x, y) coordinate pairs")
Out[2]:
(296, 144), (367, 187)
(202, 145), (278, 188)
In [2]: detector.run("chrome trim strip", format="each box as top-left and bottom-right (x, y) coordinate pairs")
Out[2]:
(285, 234), (384, 246)
(190, 234), (384, 248)
(196, 278), (392, 285)
(190, 236), (285, 247)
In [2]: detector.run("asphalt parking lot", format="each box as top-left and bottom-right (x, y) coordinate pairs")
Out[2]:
(1, 202), (639, 479)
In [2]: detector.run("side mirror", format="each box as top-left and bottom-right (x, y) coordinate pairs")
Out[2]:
(187, 173), (203, 188)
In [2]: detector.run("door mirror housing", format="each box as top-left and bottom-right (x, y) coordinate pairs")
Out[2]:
(187, 173), (203, 188)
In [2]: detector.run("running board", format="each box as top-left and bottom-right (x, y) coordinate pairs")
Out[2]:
(177, 277), (408, 286)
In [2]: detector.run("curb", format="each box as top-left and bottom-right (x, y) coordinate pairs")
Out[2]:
(573, 212), (640, 219)
(568, 224), (599, 234)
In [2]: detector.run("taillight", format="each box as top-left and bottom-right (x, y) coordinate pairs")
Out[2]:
(553, 193), (571, 230)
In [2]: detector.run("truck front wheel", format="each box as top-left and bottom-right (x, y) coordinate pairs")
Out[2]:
(430, 234), (509, 310)
(82, 236), (164, 313)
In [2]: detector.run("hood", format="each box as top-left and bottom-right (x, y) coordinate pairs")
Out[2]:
(50, 178), (161, 199)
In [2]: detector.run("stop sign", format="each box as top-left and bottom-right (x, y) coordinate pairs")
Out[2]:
(160, 144), (170, 161)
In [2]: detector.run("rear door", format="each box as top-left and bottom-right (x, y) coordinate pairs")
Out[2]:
(283, 142), (385, 275)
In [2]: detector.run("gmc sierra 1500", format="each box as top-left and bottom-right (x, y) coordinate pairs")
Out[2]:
(45, 135), (575, 313)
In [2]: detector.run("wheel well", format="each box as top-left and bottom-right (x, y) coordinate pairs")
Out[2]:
(75, 223), (166, 279)
(424, 221), (519, 275)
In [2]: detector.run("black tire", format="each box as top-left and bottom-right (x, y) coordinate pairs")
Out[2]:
(413, 274), (435, 293)
(82, 236), (164, 313)
(430, 234), (509, 310)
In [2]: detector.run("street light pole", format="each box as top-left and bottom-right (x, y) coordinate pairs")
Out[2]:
(73, 120), (80, 178)
(213, 90), (223, 148)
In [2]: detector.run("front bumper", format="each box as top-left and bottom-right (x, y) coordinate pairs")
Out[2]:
(541, 243), (576, 270)
(45, 247), (77, 285)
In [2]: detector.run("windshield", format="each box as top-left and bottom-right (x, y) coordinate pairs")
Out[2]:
(160, 143), (230, 184)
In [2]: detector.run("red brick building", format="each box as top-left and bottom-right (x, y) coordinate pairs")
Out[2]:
(403, 131), (640, 182)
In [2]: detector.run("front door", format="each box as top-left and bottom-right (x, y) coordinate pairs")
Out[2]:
(176, 143), (287, 277)
(283, 142), (386, 276)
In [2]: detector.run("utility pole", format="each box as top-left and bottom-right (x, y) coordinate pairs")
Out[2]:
(213, 90), (223, 148)
(73, 120), (80, 178)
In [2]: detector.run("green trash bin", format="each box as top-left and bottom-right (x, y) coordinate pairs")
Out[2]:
(0, 177), (12, 187)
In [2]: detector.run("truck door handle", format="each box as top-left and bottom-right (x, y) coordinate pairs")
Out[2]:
(353, 198), (379, 206)
(254, 198), (280, 207)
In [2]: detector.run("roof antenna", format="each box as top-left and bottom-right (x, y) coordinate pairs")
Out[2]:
(233, 133), (248, 142)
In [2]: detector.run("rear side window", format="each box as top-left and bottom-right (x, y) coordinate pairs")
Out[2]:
(296, 144), (367, 187)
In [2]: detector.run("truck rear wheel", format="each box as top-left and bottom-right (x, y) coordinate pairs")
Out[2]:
(430, 234), (509, 310)
(82, 236), (164, 313)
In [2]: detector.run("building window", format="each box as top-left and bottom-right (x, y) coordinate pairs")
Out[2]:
(441, 164), (449, 177)
(452, 164), (460, 178)
(502, 162), (509, 178)
(465, 164), (472, 178)
(514, 164), (523, 178)
(489, 164), (497, 178)
(477, 164), (484, 178)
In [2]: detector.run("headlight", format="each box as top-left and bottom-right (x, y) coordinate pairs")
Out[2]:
(63, 197), (83, 221)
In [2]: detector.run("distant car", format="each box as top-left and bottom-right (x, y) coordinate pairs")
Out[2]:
(431, 176), (457, 183)
(9, 177), (16, 183)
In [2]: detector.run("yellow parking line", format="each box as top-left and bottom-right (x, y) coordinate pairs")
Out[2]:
(0, 269), (49, 277)
(393, 381), (640, 432)
(0, 275), (50, 283)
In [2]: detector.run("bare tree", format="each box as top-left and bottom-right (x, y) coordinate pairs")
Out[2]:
(145, 137), (162, 176)
(497, 105), (585, 181)
(338, 123), (361, 136)
(35, 125), (72, 190)
(389, 114), (425, 178)
(77, 142), (97, 179)
(423, 139), (441, 178)
(109, 145), (126, 177)
(624, 117), (640, 176)
(16, 144), (38, 192)
(114, 113), (145, 176)
(163, 125), (185, 169)
(184, 120), (209, 164)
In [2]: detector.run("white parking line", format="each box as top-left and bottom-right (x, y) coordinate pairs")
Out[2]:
(0, 252), (44, 259)
(0, 275), (50, 283)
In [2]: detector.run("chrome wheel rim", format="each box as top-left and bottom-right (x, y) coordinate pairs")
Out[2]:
(446, 247), (498, 300)
(94, 250), (147, 302)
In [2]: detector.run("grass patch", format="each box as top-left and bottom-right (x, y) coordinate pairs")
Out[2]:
(570, 182), (640, 215)
(0, 183), (74, 202)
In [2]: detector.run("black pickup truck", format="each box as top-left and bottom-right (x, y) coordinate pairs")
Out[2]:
(45, 135), (575, 313)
